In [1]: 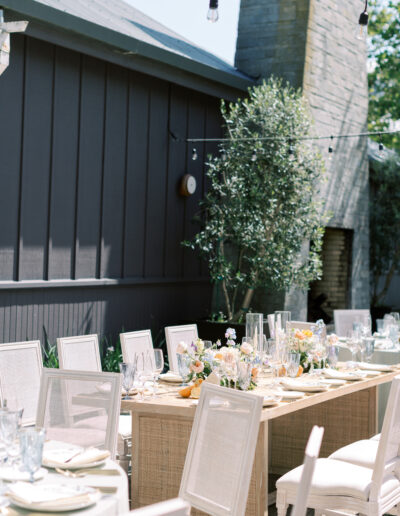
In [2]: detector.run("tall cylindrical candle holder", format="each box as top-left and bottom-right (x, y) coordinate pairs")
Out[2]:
(246, 313), (263, 353)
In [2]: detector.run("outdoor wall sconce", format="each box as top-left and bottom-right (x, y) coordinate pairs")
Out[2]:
(180, 174), (197, 197)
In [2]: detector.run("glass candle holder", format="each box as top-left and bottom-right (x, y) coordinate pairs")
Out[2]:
(245, 313), (263, 353)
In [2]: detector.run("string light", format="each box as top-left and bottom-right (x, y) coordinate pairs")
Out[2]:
(251, 149), (257, 162)
(207, 0), (219, 23)
(220, 149), (227, 161)
(356, 0), (369, 41)
(328, 136), (334, 160)
(378, 141), (384, 159)
(192, 148), (198, 161)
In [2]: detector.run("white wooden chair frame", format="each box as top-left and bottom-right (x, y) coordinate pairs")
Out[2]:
(165, 324), (198, 373)
(57, 334), (101, 371)
(291, 425), (324, 516)
(120, 330), (153, 364)
(0, 340), (43, 426)
(277, 375), (400, 516)
(128, 498), (190, 515)
(333, 309), (371, 337)
(36, 368), (122, 458)
(179, 383), (263, 516)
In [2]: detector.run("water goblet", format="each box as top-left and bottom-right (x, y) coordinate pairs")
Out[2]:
(0, 410), (20, 465)
(136, 352), (155, 400)
(362, 337), (375, 363)
(237, 360), (252, 391)
(347, 330), (361, 368)
(177, 353), (191, 387)
(119, 362), (136, 400)
(327, 345), (339, 368)
(287, 352), (300, 378)
(19, 427), (46, 483)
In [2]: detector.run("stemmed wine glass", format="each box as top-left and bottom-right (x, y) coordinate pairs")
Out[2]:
(119, 362), (137, 400)
(152, 349), (164, 397)
(177, 353), (191, 387)
(287, 352), (300, 378)
(136, 352), (154, 401)
(362, 337), (375, 363)
(237, 360), (252, 391)
(347, 329), (361, 368)
(0, 410), (20, 465)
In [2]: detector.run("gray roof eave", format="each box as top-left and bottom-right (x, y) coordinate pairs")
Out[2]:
(2, 0), (254, 93)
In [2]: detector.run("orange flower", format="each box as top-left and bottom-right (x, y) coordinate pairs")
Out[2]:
(251, 367), (259, 379)
(294, 330), (306, 340)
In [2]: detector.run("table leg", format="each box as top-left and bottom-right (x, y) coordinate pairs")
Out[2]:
(269, 386), (377, 475)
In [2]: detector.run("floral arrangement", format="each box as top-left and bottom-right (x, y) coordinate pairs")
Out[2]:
(288, 327), (327, 372)
(175, 327), (259, 390)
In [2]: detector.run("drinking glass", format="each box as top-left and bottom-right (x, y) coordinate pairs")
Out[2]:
(327, 345), (339, 368)
(152, 349), (164, 397)
(203, 341), (213, 350)
(362, 337), (374, 363)
(383, 314), (395, 335)
(136, 352), (155, 400)
(237, 361), (252, 391)
(347, 329), (360, 367)
(19, 427), (46, 483)
(287, 352), (300, 378)
(177, 353), (191, 386)
(274, 311), (291, 333)
(376, 319), (384, 334)
(0, 410), (20, 465)
(119, 362), (137, 400)
(361, 314), (372, 337)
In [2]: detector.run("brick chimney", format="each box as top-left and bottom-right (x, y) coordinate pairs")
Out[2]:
(235, 0), (370, 318)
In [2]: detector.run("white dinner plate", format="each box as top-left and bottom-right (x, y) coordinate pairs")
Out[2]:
(0, 466), (47, 482)
(280, 390), (305, 400)
(280, 380), (328, 393)
(159, 373), (182, 383)
(43, 459), (107, 470)
(358, 362), (395, 372)
(8, 484), (101, 513)
(263, 395), (282, 407)
(320, 379), (347, 387)
(323, 369), (367, 381)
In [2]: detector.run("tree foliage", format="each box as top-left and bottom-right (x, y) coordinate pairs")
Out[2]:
(370, 155), (400, 306)
(368, 0), (400, 150)
(184, 78), (325, 322)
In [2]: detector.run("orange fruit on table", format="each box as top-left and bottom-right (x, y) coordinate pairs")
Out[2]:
(296, 365), (303, 377)
(278, 366), (287, 377)
(179, 385), (193, 398)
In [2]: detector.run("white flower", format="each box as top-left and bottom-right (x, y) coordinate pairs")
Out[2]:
(240, 342), (253, 355)
(227, 339), (236, 347)
(196, 339), (205, 353)
(176, 341), (188, 354)
(327, 333), (339, 346)
(225, 328), (237, 340)
(107, 346), (114, 352)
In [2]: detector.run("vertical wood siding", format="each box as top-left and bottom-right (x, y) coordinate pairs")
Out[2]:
(0, 34), (223, 343)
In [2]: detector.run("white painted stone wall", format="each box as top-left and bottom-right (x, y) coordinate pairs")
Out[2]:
(235, 0), (370, 319)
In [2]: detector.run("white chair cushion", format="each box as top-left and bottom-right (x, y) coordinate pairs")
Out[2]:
(276, 458), (400, 501)
(328, 439), (379, 468)
(370, 433), (381, 441)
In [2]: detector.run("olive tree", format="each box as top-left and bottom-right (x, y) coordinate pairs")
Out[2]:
(184, 77), (325, 322)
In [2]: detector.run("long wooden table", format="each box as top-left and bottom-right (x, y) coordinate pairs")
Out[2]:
(122, 368), (400, 515)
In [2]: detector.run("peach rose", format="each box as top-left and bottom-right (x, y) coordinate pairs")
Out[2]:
(240, 342), (253, 355)
(176, 341), (187, 354)
(190, 360), (204, 374)
(294, 330), (306, 340)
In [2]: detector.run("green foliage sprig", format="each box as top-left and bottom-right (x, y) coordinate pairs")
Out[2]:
(370, 155), (400, 305)
(184, 77), (325, 321)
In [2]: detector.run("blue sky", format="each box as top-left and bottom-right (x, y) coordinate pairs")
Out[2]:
(125, 0), (241, 64)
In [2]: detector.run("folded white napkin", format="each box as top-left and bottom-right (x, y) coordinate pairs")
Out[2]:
(160, 371), (182, 381)
(358, 362), (393, 372)
(42, 445), (110, 468)
(8, 482), (94, 506)
(280, 379), (328, 392)
(323, 369), (366, 380)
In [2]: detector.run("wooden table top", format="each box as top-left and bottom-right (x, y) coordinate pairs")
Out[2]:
(121, 366), (400, 422)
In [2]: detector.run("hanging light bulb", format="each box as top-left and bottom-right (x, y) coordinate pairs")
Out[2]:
(378, 141), (384, 159)
(356, 0), (368, 40)
(192, 148), (198, 161)
(288, 140), (295, 161)
(207, 0), (219, 23)
(251, 149), (257, 162)
(328, 136), (334, 160)
(220, 149), (227, 161)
